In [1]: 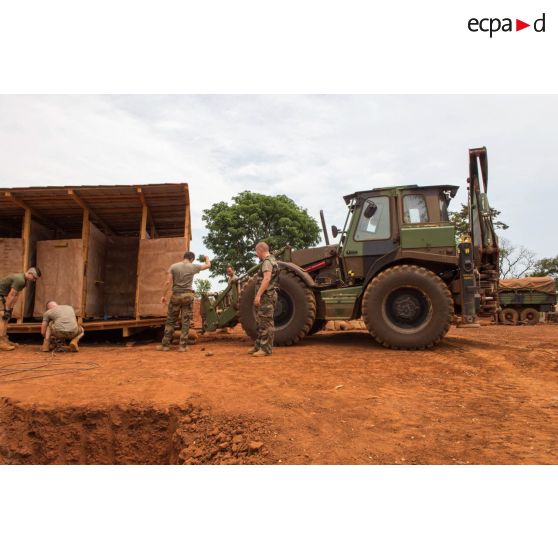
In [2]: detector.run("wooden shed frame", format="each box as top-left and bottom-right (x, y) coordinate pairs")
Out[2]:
(0, 183), (192, 336)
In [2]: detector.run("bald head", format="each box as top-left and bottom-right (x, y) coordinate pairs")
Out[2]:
(46, 301), (58, 310)
(255, 242), (270, 261)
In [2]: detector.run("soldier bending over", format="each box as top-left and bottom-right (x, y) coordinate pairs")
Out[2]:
(0, 267), (41, 351)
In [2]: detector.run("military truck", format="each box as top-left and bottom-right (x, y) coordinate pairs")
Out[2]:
(498, 277), (557, 325)
(201, 147), (500, 349)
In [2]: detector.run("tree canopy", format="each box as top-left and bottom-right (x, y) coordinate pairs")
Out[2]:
(449, 203), (509, 240)
(202, 191), (321, 278)
(530, 256), (558, 277)
(194, 278), (212, 298)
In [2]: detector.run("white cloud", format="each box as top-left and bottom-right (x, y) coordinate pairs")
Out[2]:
(0, 95), (556, 286)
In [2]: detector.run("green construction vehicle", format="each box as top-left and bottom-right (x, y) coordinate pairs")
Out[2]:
(201, 146), (500, 349)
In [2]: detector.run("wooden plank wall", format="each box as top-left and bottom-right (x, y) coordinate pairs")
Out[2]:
(24, 220), (54, 317)
(103, 237), (139, 318)
(0, 238), (25, 318)
(34, 239), (84, 317)
(85, 222), (107, 318)
(136, 237), (187, 317)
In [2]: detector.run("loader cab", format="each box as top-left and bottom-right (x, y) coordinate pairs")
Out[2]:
(338, 185), (459, 283)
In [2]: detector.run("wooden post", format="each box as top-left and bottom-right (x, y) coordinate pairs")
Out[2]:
(140, 204), (148, 241)
(135, 202), (148, 319)
(80, 208), (90, 322)
(17, 208), (31, 324)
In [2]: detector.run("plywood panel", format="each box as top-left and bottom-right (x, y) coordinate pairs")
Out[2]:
(24, 220), (55, 317)
(0, 237), (24, 318)
(34, 239), (84, 317)
(85, 222), (107, 318)
(137, 237), (187, 317)
(103, 237), (139, 318)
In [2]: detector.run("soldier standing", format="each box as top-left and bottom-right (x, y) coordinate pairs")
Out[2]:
(159, 251), (211, 352)
(0, 267), (41, 351)
(249, 242), (279, 357)
(226, 265), (239, 284)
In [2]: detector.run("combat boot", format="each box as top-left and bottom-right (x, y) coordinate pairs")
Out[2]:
(1, 335), (17, 347)
(252, 350), (270, 357)
(40, 338), (51, 352)
(247, 346), (258, 354)
(0, 336), (15, 351)
(69, 327), (85, 353)
(178, 345), (189, 352)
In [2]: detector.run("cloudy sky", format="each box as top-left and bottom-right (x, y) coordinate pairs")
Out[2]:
(0, 95), (556, 281)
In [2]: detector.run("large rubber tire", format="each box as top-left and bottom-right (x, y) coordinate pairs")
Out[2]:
(520, 307), (540, 325)
(238, 269), (316, 346)
(362, 265), (454, 349)
(499, 308), (519, 325)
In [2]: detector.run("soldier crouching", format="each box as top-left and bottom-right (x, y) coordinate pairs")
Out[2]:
(41, 301), (84, 352)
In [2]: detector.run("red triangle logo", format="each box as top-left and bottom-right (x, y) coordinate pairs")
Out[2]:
(516, 19), (530, 31)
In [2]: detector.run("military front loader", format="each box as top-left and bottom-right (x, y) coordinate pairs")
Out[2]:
(201, 147), (500, 349)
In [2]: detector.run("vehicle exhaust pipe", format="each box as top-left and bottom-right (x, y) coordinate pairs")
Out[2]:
(320, 209), (330, 245)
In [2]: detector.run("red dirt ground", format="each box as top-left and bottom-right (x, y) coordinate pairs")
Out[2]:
(1, 324), (557, 464)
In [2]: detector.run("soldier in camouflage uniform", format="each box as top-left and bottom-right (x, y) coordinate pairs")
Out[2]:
(249, 242), (279, 357)
(159, 251), (211, 352)
(0, 267), (41, 351)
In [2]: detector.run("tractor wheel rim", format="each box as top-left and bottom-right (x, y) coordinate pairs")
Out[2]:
(274, 290), (294, 328)
(383, 287), (432, 332)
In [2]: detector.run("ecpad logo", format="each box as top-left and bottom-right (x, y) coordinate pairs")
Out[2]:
(468, 13), (546, 37)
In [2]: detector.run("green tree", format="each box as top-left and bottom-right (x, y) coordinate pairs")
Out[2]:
(202, 191), (321, 277)
(530, 256), (558, 277)
(449, 203), (508, 240)
(194, 278), (212, 298)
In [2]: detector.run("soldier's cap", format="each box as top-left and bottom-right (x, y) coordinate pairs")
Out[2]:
(27, 267), (41, 279)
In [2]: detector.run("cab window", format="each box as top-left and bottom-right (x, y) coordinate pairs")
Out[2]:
(354, 196), (391, 241)
(403, 194), (429, 224)
(439, 194), (450, 222)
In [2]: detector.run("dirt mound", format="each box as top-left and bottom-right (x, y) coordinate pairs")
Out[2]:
(0, 397), (272, 465)
(173, 411), (271, 465)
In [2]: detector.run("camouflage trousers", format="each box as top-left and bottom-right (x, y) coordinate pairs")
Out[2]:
(254, 290), (277, 355)
(162, 292), (194, 347)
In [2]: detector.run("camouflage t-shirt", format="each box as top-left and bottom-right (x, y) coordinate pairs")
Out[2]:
(43, 305), (78, 335)
(168, 261), (202, 293)
(0, 273), (26, 297)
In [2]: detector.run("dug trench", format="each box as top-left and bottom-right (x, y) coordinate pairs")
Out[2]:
(0, 324), (557, 465)
(0, 398), (272, 465)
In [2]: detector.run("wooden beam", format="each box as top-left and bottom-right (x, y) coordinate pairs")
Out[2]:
(4, 192), (55, 231)
(17, 208), (31, 324)
(67, 189), (115, 236)
(136, 187), (157, 239)
(135, 201), (148, 319)
(80, 208), (90, 322)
